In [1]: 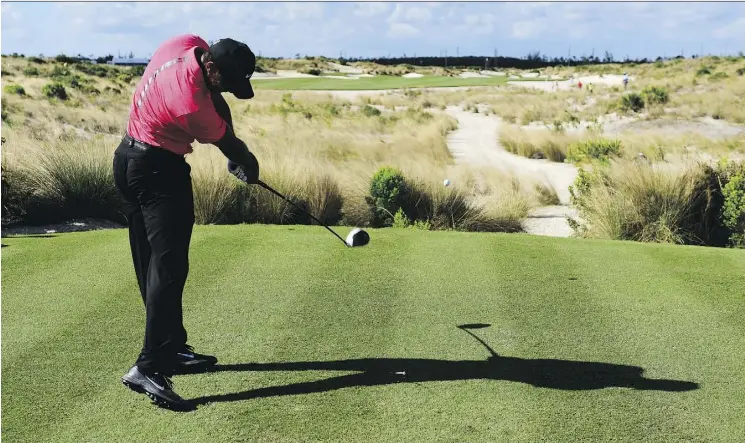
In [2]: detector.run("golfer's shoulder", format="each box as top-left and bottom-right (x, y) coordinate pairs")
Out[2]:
(158, 34), (209, 54)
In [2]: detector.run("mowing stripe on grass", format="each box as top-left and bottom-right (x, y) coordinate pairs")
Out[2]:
(3, 226), (744, 442)
(209, 226), (419, 442)
(1, 231), (133, 362)
(544, 239), (745, 442)
(48, 225), (348, 442)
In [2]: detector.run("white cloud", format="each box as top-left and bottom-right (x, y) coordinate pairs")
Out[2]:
(353, 3), (388, 18)
(386, 22), (420, 38)
(713, 16), (745, 39)
(460, 13), (496, 35)
(512, 20), (543, 39)
(284, 3), (323, 21)
(1, 3), (22, 21)
(387, 4), (431, 24)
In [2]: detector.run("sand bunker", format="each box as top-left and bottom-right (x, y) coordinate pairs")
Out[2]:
(402, 73), (424, 78)
(327, 62), (364, 74)
(459, 72), (490, 78)
(508, 74), (634, 91)
(322, 75), (356, 80)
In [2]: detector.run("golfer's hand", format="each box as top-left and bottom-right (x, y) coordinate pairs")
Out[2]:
(228, 160), (259, 185)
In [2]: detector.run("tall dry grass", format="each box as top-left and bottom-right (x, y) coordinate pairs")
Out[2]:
(2, 57), (539, 231)
(497, 121), (744, 164)
(499, 125), (579, 162)
(568, 160), (732, 245)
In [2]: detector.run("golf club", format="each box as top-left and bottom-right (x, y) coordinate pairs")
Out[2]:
(257, 179), (370, 248)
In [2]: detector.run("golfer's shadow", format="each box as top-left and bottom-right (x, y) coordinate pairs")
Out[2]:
(190, 324), (698, 406)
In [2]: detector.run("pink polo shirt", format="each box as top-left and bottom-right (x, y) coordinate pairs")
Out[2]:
(126, 34), (227, 155)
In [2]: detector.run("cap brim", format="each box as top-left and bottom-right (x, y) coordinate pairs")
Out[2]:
(230, 79), (254, 99)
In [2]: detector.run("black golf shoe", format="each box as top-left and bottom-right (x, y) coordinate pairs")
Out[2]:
(121, 365), (194, 412)
(172, 344), (218, 374)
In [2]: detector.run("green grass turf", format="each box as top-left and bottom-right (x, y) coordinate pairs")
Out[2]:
(2, 225), (744, 442)
(251, 75), (512, 90)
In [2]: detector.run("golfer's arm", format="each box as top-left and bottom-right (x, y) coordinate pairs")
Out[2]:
(210, 91), (259, 176)
(214, 130), (259, 176)
(211, 92), (234, 130)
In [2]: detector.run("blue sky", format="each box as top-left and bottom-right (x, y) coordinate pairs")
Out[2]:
(2, 2), (744, 60)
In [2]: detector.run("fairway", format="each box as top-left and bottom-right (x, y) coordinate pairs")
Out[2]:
(251, 74), (511, 90)
(2, 225), (745, 442)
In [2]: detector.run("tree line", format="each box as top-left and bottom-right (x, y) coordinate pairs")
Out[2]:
(341, 51), (693, 70)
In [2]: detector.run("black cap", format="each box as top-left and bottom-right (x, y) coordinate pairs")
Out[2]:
(209, 38), (255, 99)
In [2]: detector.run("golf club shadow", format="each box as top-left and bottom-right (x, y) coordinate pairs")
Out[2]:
(190, 324), (699, 406)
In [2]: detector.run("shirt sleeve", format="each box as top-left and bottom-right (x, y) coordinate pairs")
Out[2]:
(178, 104), (227, 144)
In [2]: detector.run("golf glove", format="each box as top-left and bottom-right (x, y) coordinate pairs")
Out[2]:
(228, 160), (259, 184)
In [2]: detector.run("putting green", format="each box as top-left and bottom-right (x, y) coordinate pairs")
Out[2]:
(2, 225), (744, 442)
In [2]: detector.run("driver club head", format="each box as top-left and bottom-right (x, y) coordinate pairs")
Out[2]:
(345, 228), (370, 247)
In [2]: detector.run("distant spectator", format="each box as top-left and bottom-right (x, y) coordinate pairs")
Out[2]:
(578, 80), (583, 90)
(623, 72), (629, 90)
(588, 83), (594, 94)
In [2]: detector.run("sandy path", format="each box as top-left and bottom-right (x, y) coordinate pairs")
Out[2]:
(444, 106), (579, 237)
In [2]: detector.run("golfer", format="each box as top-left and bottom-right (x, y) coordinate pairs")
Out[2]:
(113, 34), (259, 411)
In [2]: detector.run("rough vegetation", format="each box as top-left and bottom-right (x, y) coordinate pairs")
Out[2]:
(2, 53), (744, 247)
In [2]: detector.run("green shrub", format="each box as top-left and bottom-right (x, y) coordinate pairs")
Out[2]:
(29, 56), (45, 64)
(618, 92), (645, 113)
(50, 65), (72, 78)
(719, 162), (745, 247)
(361, 105), (381, 117)
(42, 82), (68, 100)
(117, 73), (133, 84)
(392, 208), (431, 230)
(3, 84), (26, 96)
(129, 65), (146, 77)
(55, 54), (78, 64)
(392, 208), (410, 228)
(299, 67), (322, 76)
(566, 139), (622, 164)
(737, 68), (745, 76)
(74, 63), (110, 78)
(641, 86), (669, 105)
(22, 66), (39, 76)
(710, 72), (729, 81)
(696, 67), (712, 76)
(368, 166), (410, 226)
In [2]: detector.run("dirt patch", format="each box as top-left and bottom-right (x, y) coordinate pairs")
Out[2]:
(444, 106), (579, 237)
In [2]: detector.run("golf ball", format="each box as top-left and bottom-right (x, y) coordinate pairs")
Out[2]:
(443, 179), (451, 187)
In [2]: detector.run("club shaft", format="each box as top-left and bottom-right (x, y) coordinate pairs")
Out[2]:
(459, 327), (499, 357)
(257, 180), (348, 246)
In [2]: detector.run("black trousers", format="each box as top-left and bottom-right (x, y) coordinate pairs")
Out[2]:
(113, 135), (194, 376)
